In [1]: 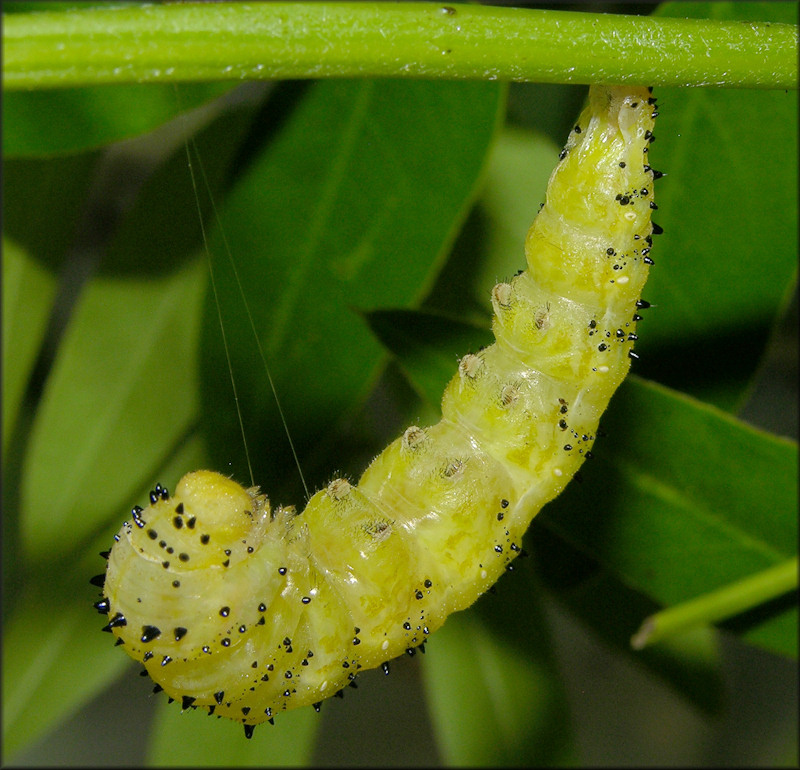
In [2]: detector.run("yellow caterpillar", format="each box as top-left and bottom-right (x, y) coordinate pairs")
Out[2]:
(95, 84), (659, 738)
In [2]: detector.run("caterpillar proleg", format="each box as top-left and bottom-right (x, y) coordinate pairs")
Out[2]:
(96, 85), (659, 736)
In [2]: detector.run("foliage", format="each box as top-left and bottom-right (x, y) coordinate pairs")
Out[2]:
(2, 1), (797, 766)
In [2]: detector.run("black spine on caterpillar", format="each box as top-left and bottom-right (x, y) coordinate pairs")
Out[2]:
(98, 85), (658, 734)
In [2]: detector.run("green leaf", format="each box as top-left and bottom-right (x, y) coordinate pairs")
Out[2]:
(147, 695), (317, 766)
(546, 376), (797, 658)
(199, 78), (505, 500)
(3, 150), (100, 270)
(2, 431), (208, 762)
(3, 82), (236, 157)
(530, 526), (725, 714)
(642, 3), (799, 409)
(363, 308), (493, 409)
(1, 237), (57, 452)
(17, 89), (259, 562)
(1, 547), (129, 759)
(422, 567), (575, 766)
(19, 257), (207, 562)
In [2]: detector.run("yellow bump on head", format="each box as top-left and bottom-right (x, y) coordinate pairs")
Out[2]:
(175, 471), (258, 526)
(169, 471), (271, 561)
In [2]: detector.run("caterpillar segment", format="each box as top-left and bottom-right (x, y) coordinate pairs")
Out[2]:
(96, 85), (659, 736)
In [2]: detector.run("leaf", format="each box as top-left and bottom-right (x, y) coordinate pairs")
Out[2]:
(17, 91), (260, 562)
(1, 237), (57, 452)
(3, 150), (101, 270)
(644, 3), (799, 409)
(545, 376), (797, 658)
(1, 432), (208, 762)
(363, 308), (493, 409)
(422, 566), (575, 766)
(19, 257), (207, 562)
(147, 695), (317, 767)
(199, 78), (505, 500)
(3, 82), (236, 157)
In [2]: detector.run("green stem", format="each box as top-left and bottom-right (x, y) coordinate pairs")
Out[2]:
(631, 557), (798, 650)
(3, 2), (797, 91)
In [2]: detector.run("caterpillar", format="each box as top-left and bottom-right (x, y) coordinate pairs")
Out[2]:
(94, 84), (659, 738)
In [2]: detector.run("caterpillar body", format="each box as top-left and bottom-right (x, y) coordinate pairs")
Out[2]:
(96, 85), (659, 737)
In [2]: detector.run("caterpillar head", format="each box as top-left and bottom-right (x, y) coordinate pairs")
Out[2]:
(99, 472), (294, 711)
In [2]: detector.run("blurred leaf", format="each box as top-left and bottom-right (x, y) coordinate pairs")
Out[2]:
(641, 2), (799, 409)
(3, 150), (100, 271)
(2, 431), (208, 762)
(148, 693), (317, 767)
(425, 124), (561, 324)
(17, 90), (260, 562)
(530, 525), (725, 714)
(200, 78), (505, 499)
(363, 308), (493, 409)
(3, 82), (235, 157)
(546, 376), (797, 658)
(1, 548), (129, 759)
(423, 566), (575, 766)
(2, 237), (57, 452)
(19, 257), (207, 562)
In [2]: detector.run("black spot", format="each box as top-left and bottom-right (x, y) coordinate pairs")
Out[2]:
(140, 625), (161, 643)
(93, 598), (110, 614)
(102, 612), (127, 632)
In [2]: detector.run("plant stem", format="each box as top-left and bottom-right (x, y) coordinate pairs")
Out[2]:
(3, 2), (797, 91)
(631, 557), (798, 650)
